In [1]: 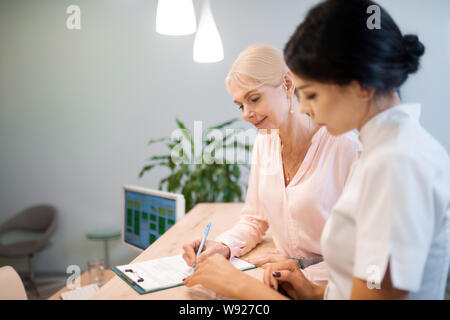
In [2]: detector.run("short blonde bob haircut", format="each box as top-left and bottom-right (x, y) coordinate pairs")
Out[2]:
(225, 44), (298, 98)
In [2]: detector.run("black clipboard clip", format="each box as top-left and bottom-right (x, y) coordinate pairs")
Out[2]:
(124, 268), (144, 283)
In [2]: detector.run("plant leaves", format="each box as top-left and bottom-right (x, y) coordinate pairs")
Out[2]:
(140, 118), (252, 211)
(208, 117), (240, 130)
(138, 164), (155, 178)
(147, 137), (167, 145)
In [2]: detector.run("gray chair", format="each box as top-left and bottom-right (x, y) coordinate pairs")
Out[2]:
(0, 205), (57, 297)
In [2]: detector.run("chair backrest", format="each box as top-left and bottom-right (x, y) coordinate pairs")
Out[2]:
(0, 266), (28, 300)
(3, 205), (57, 232)
(0, 205), (58, 252)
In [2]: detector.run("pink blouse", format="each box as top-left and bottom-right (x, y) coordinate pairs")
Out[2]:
(216, 127), (362, 285)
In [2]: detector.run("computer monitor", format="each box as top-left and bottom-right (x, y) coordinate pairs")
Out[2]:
(122, 185), (185, 251)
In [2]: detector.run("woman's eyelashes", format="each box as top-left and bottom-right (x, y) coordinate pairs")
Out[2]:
(304, 93), (317, 100)
(236, 96), (259, 111)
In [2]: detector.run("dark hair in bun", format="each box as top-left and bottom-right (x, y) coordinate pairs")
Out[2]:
(403, 34), (426, 74)
(284, 0), (425, 94)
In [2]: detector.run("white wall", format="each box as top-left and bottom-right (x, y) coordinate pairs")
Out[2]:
(0, 0), (449, 274)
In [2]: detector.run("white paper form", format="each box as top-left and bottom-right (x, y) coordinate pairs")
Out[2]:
(116, 254), (255, 292)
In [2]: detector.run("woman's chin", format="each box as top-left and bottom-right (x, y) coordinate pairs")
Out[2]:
(327, 126), (348, 136)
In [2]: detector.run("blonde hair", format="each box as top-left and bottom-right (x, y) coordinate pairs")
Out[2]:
(225, 44), (291, 92)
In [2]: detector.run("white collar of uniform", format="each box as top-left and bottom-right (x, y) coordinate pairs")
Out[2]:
(359, 103), (421, 146)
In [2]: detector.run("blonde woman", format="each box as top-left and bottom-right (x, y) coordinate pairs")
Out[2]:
(181, 44), (361, 287)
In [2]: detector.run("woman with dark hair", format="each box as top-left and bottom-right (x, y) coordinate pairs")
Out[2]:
(183, 0), (450, 300)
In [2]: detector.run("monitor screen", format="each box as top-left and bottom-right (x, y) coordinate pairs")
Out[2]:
(123, 189), (177, 250)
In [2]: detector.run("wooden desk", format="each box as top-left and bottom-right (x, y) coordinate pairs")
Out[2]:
(49, 203), (275, 300)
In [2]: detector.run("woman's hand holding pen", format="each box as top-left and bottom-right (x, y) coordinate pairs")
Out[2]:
(182, 239), (231, 267)
(262, 259), (325, 300)
(183, 254), (288, 300)
(183, 254), (245, 299)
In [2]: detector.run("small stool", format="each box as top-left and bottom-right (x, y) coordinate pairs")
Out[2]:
(85, 229), (121, 269)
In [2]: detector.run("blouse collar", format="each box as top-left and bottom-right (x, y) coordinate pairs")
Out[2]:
(359, 103), (421, 147)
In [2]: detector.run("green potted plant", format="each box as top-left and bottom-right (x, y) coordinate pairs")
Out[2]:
(139, 118), (253, 211)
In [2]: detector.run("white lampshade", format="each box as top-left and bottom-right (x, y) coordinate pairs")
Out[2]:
(156, 0), (196, 36)
(193, 0), (224, 63)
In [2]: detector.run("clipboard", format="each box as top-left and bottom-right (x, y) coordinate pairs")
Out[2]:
(112, 255), (257, 295)
(111, 267), (184, 295)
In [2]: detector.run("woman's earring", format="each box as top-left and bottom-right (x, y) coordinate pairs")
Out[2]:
(289, 98), (294, 114)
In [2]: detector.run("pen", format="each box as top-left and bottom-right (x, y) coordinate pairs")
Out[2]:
(190, 222), (211, 274)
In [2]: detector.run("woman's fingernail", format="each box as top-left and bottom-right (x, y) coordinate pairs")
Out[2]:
(272, 272), (281, 277)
